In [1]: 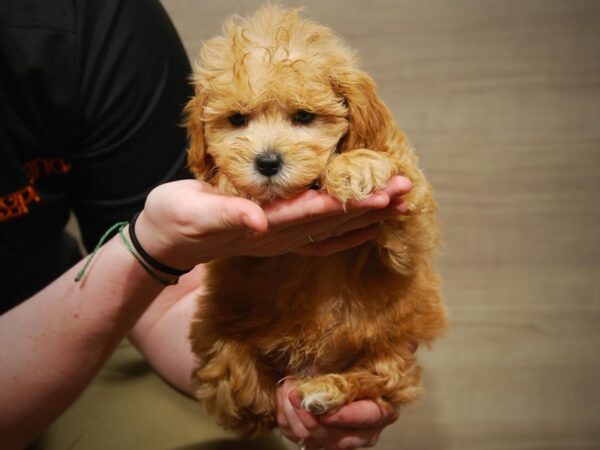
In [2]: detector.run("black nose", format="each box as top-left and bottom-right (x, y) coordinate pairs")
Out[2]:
(255, 152), (282, 176)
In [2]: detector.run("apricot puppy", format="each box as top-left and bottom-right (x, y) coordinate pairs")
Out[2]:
(186, 5), (447, 437)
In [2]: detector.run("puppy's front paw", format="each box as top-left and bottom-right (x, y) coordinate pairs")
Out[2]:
(322, 149), (397, 203)
(296, 374), (350, 415)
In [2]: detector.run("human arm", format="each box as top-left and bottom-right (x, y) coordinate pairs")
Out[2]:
(0, 227), (167, 449)
(0, 1), (192, 446)
(129, 176), (411, 449)
(130, 280), (400, 450)
(129, 175), (412, 393)
(0, 176), (409, 449)
(129, 282), (399, 450)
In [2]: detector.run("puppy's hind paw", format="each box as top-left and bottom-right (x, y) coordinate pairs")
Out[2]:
(296, 374), (350, 415)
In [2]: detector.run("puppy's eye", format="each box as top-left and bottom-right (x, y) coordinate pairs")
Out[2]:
(292, 110), (316, 124)
(228, 113), (249, 127)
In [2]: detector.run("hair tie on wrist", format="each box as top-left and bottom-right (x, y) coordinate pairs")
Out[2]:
(128, 211), (193, 276)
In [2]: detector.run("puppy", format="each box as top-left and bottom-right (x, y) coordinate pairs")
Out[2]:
(186, 5), (447, 437)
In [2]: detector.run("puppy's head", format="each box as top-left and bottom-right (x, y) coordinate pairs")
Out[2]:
(186, 6), (393, 202)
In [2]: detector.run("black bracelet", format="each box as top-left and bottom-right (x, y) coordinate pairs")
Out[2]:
(128, 211), (193, 276)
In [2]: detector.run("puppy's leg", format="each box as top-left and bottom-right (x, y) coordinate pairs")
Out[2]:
(192, 339), (276, 437)
(296, 350), (421, 415)
(322, 149), (398, 203)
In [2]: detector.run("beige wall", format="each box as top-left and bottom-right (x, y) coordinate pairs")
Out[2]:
(160, 1), (600, 448)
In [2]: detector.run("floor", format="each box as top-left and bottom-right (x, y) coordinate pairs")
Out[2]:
(159, 1), (600, 449)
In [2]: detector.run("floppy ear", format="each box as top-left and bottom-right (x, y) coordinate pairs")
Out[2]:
(184, 86), (215, 181)
(331, 68), (396, 152)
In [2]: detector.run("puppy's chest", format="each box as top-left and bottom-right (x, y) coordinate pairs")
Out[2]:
(258, 305), (377, 375)
(222, 284), (384, 374)
(206, 254), (394, 372)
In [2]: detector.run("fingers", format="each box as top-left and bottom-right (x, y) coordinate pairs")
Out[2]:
(296, 225), (379, 256)
(277, 379), (322, 449)
(209, 197), (268, 233)
(183, 192), (268, 235)
(151, 176), (412, 262)
(380, 175), (412, 198)
(308, 198), (407, 243)
(263, 190), (388, 230)
(319, 400), (398, 429)
(287, 389), (331, 443)
(147, 179), (269, 235)
(266, 176), (411, 255)
(264, 176), (412, 229)
(277, 380), (393, 450)
(293, 196), (408, 256)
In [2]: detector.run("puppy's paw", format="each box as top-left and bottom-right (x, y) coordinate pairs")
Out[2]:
(322, 149), (397, 203)
(296, 374), (350, 415)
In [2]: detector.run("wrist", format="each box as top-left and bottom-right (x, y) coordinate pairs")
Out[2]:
(131, 210), (197, 274)
(128, 212), (193, 276)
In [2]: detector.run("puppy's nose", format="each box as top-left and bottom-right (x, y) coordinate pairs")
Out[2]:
(255, 152), (282, 176)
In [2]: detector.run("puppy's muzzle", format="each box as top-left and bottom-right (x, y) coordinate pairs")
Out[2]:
(255, 151), (283, 177)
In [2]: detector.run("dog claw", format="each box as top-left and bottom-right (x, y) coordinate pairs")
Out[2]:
(297, 376), (349, 415)
(301, 391), (340, 415)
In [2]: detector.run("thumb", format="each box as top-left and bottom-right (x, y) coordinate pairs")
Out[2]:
(202, 194), (268, 233)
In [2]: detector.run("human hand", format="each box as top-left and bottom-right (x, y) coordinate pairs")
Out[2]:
(276, 378), (398, 450)
(134, 176), (411, 270)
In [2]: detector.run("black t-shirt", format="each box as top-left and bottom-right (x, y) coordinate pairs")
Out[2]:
(0, 0), (193, 312)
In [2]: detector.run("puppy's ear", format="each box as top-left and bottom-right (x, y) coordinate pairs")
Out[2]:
(331, 68), (396, 152)
(185, 87), (215, 181)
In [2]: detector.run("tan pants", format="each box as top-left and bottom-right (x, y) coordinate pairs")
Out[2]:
(31, 341), (287, 450)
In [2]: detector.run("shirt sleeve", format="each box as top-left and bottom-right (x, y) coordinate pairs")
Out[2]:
(68, 0), (194, 250)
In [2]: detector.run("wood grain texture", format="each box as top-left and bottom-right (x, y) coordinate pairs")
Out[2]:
(160, 1), (600, 448)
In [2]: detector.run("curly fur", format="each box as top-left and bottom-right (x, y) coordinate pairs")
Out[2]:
(186, 5), (447, 437)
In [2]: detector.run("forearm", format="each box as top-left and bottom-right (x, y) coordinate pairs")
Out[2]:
(129, 267), (205, 396)
(0, 227), (165, 448)
(0, 176), (409, 449)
